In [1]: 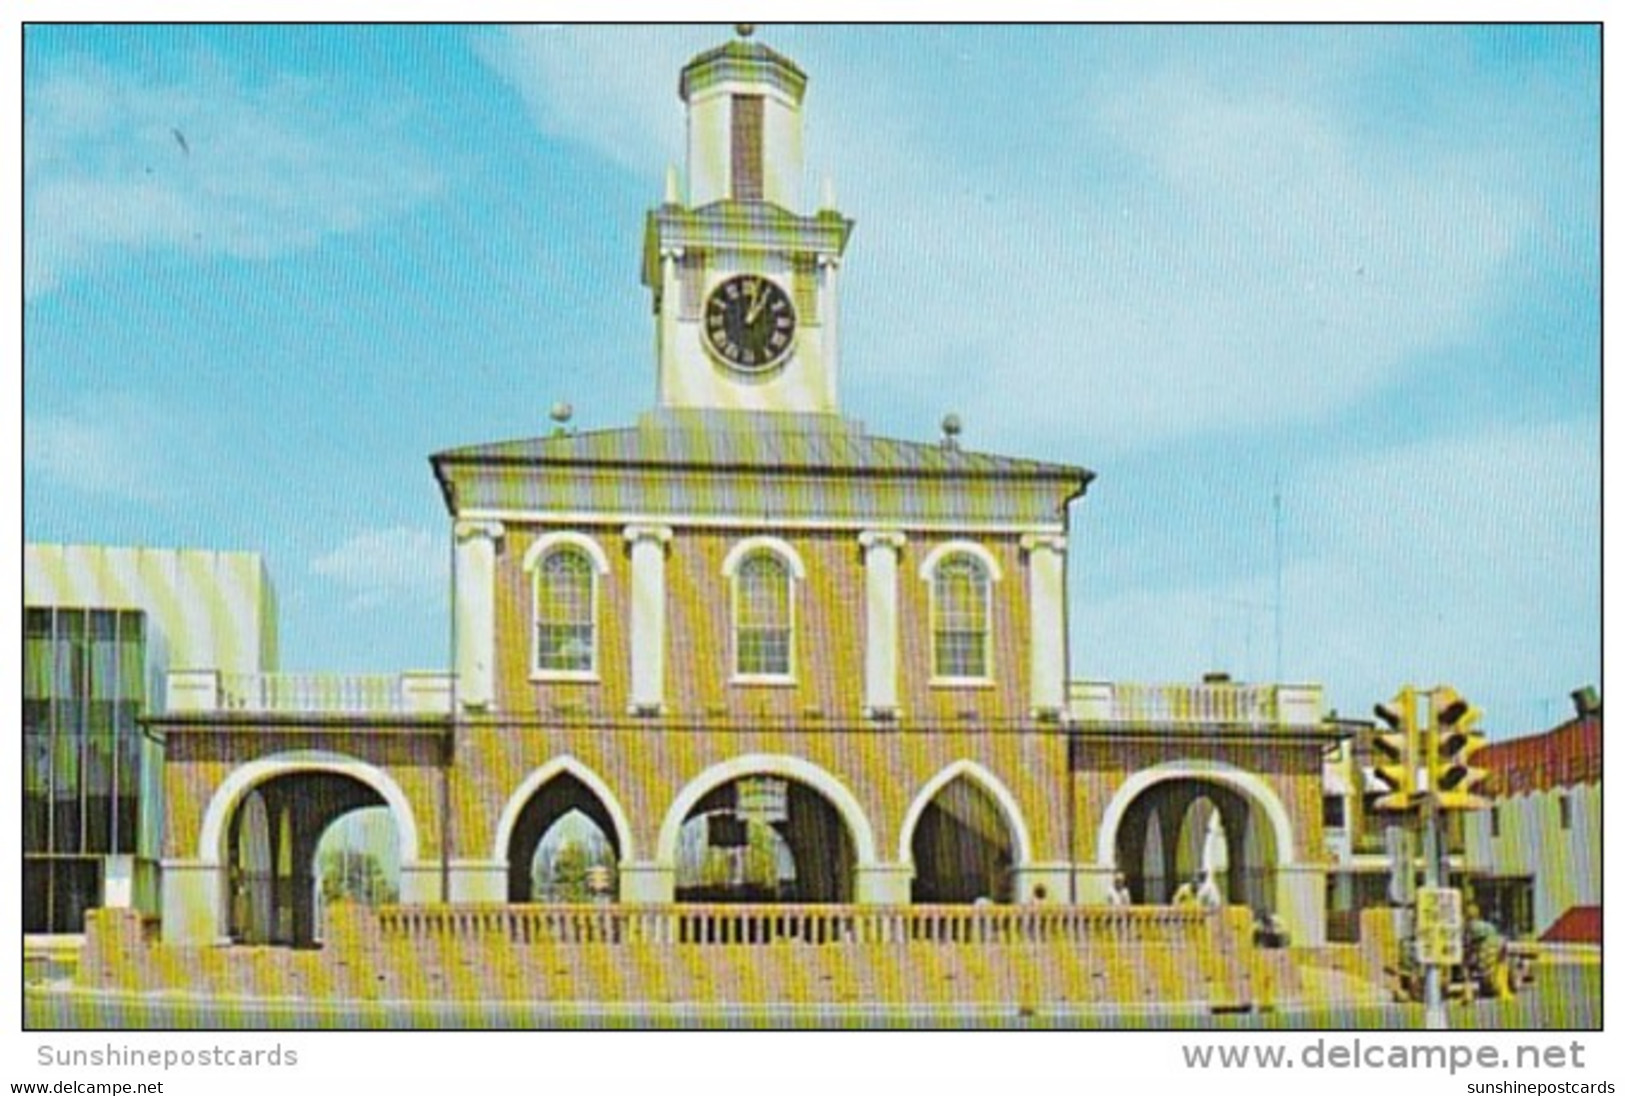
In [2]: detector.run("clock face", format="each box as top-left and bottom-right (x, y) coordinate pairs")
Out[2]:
(703, 275), (797, 373)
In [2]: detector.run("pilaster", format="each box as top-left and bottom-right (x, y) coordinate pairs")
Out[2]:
(624, 525), (674, 715)
(1020, 532), (1068, 719)
(454, 520), (504, 712)
(818, 253), (841, 407)
(858, 529), (906, 719)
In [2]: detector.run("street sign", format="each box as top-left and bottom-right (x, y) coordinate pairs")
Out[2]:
(1416, 886), (1464, 966)
(737, 776), (789, 823)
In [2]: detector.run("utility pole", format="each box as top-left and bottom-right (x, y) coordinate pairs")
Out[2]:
(1273, 475), (1283, 684)
(1419, 782), (1447, 1029)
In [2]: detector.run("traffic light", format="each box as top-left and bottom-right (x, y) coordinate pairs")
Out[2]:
(1371, 686), (1419, 811)
(1430, 686), (1490, 811)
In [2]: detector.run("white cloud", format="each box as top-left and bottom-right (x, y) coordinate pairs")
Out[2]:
(840, 68), (1538, 458)
(470, 27), (1572, 456)
(1078, 418), (1600, 733)
(24, 56), (444, 297)
(25, 393), (181, 501)
(311, 526), (448, 610)
(470, 26), (698, 178)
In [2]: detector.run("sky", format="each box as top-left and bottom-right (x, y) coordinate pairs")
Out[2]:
(21, 24), (1600, 738)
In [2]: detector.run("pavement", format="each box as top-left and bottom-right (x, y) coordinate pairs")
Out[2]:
(1292, 964), (1392, 1008)
(1536, 944), (1600, 965)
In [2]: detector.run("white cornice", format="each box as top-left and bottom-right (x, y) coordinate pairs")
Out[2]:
(459, 508), (1063, 537)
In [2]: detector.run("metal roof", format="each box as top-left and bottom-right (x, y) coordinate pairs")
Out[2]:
(432, 412), (1094, 482)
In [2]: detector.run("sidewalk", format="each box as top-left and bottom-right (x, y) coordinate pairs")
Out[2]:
(1294, 964), (1391, 1008)
(1537, 943), (1600, 966)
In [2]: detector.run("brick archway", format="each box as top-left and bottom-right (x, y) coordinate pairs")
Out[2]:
(655, 754), (879, 871)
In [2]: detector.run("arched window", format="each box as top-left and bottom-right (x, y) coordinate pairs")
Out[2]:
(735, 552), (793, 678)
(931, 555), (991, 680)
(534, 547), (597, 675)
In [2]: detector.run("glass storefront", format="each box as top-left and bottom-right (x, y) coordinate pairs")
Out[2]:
(23, 607), (153, 933)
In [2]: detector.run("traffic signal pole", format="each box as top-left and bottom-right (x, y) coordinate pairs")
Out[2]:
(1420, 779), (1448, 1030)
(1373, 683), (1486, 1029)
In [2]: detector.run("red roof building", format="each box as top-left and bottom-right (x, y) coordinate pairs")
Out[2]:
(1482, 712), (1601, 797)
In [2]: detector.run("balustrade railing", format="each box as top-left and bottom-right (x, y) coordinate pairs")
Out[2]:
(372, 903), (1212, 948)
(1069, 681), (1324, 729)
(167, 670), (453, 715)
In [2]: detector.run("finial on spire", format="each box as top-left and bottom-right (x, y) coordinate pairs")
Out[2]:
(736, 23), (756, 38)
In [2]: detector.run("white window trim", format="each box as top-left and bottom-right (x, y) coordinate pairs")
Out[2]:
(920, 542), (1000, 687)
(724, 538), (802, 685)
(721, 535), (807, 579)
(522, 531), (612, 575)
(917, 540), (1003, 584)
(523, 532), (610, 683)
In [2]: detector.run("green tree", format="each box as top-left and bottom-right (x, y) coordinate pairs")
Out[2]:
(319, 848), (398, 906)
(550, 839), (593, 902)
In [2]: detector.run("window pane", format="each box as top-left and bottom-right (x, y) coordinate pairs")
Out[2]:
(536, 625), (594, 672)
(115, 729), (142, 855)
(84, 735), (114, 853)
(736, 554), (791, 675)
(24, 734), (50, 853)
(51, 860), (101, 934)
(88, 699), (114, 737)
(535, 549), (595, 671)
(737, 628), (790, 676)
(933, 557), (988, 677)
(119, 612), (146, 705)
(23, 860), (49, 934)
(55, 611), (85, 703)
(24, 697), (49, 737)
(139, 736), (163, 859)
(25, 609), (52, 699)
(90, 611), (119, 700)
(51, 732), (82, 854)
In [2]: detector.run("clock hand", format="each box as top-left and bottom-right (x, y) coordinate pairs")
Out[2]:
(745, 286), (769, 324)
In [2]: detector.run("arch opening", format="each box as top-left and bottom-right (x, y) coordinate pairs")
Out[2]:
(504, 773), (624, 902)
(909, 775), (1017, 904)
(528, 808), (618, 902)
(674, 777), (856, 904)
(1112, 777), (1279, 913)
(224, 771), (389, 947)
(311, 807), (401, 938)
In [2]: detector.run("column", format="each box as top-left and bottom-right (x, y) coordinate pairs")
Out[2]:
(453, 520), (504, 712)
(1020, 533), (1068, 719)
(818, 254), (841, 407)
(624, 524), (673, 716)
(657, 247), (685, 406)
(858, 530), (906, 720)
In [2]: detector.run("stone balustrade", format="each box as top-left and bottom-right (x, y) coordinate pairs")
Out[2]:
(165, 670), (454, 715)
(1070, 681), (1325, 730)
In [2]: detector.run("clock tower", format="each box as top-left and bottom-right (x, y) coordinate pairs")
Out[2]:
(642, 28), (854, 415)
